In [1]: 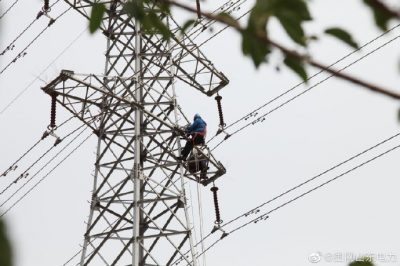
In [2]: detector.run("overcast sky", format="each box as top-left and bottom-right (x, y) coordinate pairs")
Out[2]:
(1, 0), (400, 266)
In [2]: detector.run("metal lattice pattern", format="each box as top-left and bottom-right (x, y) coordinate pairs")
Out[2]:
(42, 0), (228, 265)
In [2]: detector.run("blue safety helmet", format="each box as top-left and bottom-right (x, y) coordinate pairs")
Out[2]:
(194, 113), (201, 120)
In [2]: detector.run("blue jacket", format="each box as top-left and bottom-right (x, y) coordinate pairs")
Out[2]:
(186, 114), (207, 134)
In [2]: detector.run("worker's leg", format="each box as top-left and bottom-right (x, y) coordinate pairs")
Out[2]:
(193, 135), (207, 179)
(180, 135), (204, 161)
(180, 139), (193, 160)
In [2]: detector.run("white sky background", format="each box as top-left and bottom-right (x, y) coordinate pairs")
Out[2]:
(0, 0), (400, 266)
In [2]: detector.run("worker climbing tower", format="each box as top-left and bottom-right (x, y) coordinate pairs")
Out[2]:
(42, 0), (228, 265)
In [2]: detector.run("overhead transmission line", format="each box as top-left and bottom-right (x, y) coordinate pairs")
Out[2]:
(181, 0), (245, 41)
(0, 129), (93, 217)
(0, 6), (72, 76)
(0, 0), (21, 20)
(0, 115), (74, 178)
(216, 131), (400, 229)
(172, 17), (400, 264)
(0, 27), (87, 116)
(162, 1), (400, 148)
(171, 130), (400, 265)
(1, 19), (37, 56)
(0, 112), (99, 208)
(0, 0), (62, 56)
(0, 114), (99, 208)
(0, 118), (85, 196)
(182, 133), (400, 265)
(207, 22), (400, 144)
(210, 28), (400, 151)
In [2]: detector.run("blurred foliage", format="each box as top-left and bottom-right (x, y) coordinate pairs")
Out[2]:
(283, 54), (307, 82)
(0, 218), (13, 266)
(89, 3), (106, 33)
(363, 0), (397, 31)
(349, 257), (375, 266)
(325, 27), (359, 49)
(88, 0), (398, 82)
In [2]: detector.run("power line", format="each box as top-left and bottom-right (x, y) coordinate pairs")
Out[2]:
(0, 116), (74, 178)
(0, 26), (87, 116)
(191, 138), (400, 263)
(0, 19), (37, 56)
(144, 18), (400, 264)
(210, 31), (400, 151)
(0, 118), (84, 196)
(172, 130), (400, 264)
(192, 0), (248, 46)
(215, 132), (400, 231)
(0, 138), (42, 177)
(182, 0), (246, 41)
(0, 130), (92, 217)
(0, 0), (62, 56)
(0, 0), (21, 20)
(0, 114), (98, 208)
(171, 21), (400, 264)
(207, 23), (400, 144)
(0, 125), (89, 209)
(0, 6), (71, 76)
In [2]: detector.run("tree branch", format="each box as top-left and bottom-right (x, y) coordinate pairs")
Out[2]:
(195, 0), (201, 19)
(165, 0), (400, 100)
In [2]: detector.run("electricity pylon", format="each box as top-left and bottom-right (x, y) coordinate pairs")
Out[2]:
(42, 0), (228, 265)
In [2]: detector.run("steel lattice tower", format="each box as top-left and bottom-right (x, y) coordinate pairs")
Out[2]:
(42, 0), (228, 265)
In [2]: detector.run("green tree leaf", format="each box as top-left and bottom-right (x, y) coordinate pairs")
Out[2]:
(89, 3), (106, 33)
(123, 1), (171, 41)
(277, 13), (307, 46)
(241, 28), (271, 68)
(141, 12), (171, 41)
(348, 257), (374, 266)
(123, 1), (144, 20)
(0, 219), (12, 266)
(363, 0), (396, 31)
(284, 55), (307, 81)
(249, 0), (311, 47)
(325, 27), (359, 49)
(180, 19), (197, 34)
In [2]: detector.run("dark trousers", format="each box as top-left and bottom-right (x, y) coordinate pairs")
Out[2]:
(181, 134), (205, 160)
